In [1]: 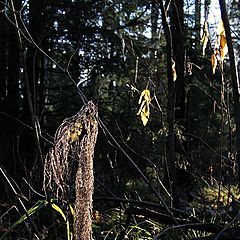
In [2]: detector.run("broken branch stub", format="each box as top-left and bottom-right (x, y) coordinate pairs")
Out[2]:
(44, 101), (98, 240)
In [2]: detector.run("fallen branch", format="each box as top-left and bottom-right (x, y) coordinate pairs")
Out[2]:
(95, 196), (200, 222)
(126, 207), (222, 233)
(125, 207), (240, 239)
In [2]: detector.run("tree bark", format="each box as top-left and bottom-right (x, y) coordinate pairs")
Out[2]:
(157, 0), (177, 207)
(20, 0), (44, 177)
(151, 0), (159, 58)
(170, 0), (185, 124)
(219, 0), (240, 187)
(195, 0), (201, 51)
(0, 3), (6, 99)
(0, 0), (20, 197)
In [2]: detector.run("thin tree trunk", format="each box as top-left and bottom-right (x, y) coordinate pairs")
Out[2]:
(170, 0), (185, 124)
(0, 4), (6, 98)
(195, 0), (201, 51)
(219, 0), (240, 187)
(20, 0), (44, 177)
(0, 0), (20, 191)
(157, 0), (177, 207)
(151, 0), (159, 59)
(170, 1), (187, 182)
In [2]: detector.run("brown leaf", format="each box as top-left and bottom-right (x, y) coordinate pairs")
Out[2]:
(211, 54), (217, 74)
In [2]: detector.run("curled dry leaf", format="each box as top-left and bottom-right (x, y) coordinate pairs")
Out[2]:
(137, 89), (151, 126)
(211, 53), (217, 74)
(172, 60), (177, 81)
(210, 19), (228, 73)
(217, 20), (228, 61)
(217, 20), (225, 36)
(201, 21), (209, 56)
(220, 34), (228, 60)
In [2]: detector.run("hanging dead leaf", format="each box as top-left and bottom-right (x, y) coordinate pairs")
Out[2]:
(217, 20), (225, 36)
(211, 19), (228, 71)
(201, 21), (209, 56)
(138, 89), (150, 105)
(137, 89), (151, 126)
(220, 34), (228, 60)
(220, 34), (227, 49)
(211, 53), (217, 74)
(216, 20), (228, 61)
(140, 105), (149, 126)
(172, 60), (177, 81)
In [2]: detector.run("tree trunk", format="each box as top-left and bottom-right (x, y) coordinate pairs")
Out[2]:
(170, 0), (185, 124)
(157, 0), (177, 207)
(0, 0), (20, 197)
(0, 4), (6, 98)
(20, 0), (44, 178)
(151, 0), (159, 59)
(195, 0), (201, 51)
(219, 0), (240, 188)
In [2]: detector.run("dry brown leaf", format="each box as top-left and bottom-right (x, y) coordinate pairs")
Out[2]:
(137, 89), (151, 126)
(220, 34), (228, 60)
(201, 21), (209, 56)
(172, 60), (177, 81)
(211, 54), (217, 74)
(217, 20), (225, 36)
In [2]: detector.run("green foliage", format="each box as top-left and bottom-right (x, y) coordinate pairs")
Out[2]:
(92, 208), (163, 239)
(0, 200), (48, 240)
(0, 200), (75, 240)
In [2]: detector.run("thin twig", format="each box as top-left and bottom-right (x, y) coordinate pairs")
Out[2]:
(0, 166), (41, 238)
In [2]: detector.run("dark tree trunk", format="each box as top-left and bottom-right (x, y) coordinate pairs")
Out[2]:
(151, 0), (159, 58)
(20, 0), (44, 178)
(195, 0), (201, 51)
(170, 1), (190, 208)
(170, 0), (185, 126)
(0, 1), (21, 198)
(219, 0), (240, 188)
(0, 4), (6, 99)
(157, 0), (177, 207)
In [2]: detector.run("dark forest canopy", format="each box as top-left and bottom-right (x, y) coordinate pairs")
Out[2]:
(0, 0), (240, 239)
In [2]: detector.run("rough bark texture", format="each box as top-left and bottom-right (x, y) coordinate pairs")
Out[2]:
(74, 104), (98, 240)
(44, 101), (98, 240)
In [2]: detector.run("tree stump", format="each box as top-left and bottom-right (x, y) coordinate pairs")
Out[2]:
(44, 101), (98, 240)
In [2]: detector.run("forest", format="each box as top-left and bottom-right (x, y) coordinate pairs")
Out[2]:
(0, 0), (240, 239)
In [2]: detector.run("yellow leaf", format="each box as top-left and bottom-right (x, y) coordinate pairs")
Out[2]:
(137, 89), (151, 126)
(75, 122), (82, 129)
(201, 21), (209, 56)
(172, 60), (177, 81)
(141, 114), (149, 126)
(51, 203), (67, 221)
(69, 203), (75, 216)
(70, 132), (78, 142)
(217, 20), (225, 36)
(211, 54), (217, 74)
(215, 20), (228, 61)
(220, 34), (228, 60)
(138, 89), (150, 104)
(220, 34), (227, 49)
(74, 122), (83, 136)
(141, 105), (150, 126)
(66, 220), (73, 240)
